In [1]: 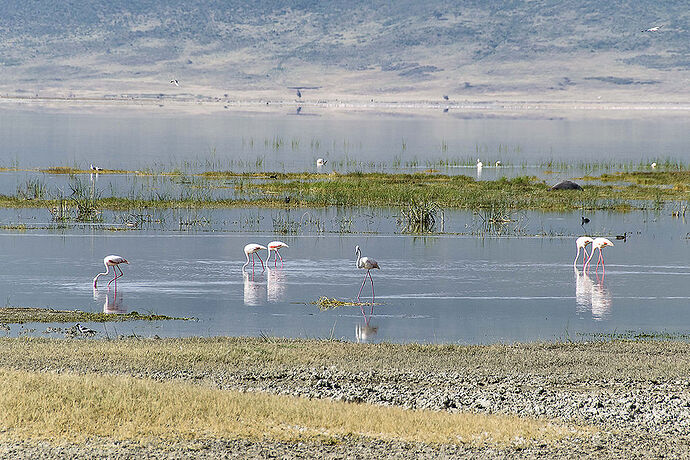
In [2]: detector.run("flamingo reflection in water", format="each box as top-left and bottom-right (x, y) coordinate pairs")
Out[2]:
(266, 266), (287, 303)
(573, 267), (612, 321)
(355, 302), (379, 343)
(93, 287), (127, 314)
(243, 271), (266, 306)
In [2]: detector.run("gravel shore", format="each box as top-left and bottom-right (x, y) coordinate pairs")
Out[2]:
(1, 338), (690, 458)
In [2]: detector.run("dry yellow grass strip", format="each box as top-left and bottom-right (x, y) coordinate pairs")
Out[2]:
(0, 367), (575, 446)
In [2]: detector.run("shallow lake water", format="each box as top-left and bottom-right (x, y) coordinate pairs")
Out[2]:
(1, 216), (688, 343)
(1, 109), (688, 177)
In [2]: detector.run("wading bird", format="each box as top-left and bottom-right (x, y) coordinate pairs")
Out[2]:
(584, 237), (614, 275)
(476, 159), (483, 169)
(76, 323), (97, 336)
(574, 236), (594, 270)
(316, 158), (327, 167)
(90, 164), (103, 172)
(243, 243), (267, 272)
(93, 255), (129, 288)
(355, 245), (380, 302)
(267, 241), (289, 267)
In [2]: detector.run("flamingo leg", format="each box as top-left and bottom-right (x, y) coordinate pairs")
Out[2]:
(277, 250), (284, 268)
(369, 270), (375, 302)
(358, 272), (368, 301)
(256, 253), (265, 271)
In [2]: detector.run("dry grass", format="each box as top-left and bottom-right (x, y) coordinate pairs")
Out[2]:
(0, 367), (575, 446)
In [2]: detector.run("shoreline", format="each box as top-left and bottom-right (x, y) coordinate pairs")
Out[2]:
(1, 94), (689, 120)
(0, 337), (689, 458)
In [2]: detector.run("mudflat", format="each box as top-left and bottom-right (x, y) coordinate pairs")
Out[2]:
(0, 337), (688, 458)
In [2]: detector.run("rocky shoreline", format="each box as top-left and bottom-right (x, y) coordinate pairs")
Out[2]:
(1, 338), (689, 458)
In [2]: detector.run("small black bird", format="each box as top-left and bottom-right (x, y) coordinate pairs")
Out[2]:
(296, 89), (302, 98)
(581, 216), (590, 225)
(284, 196), (291, 204)
(443, 95), (449, 100)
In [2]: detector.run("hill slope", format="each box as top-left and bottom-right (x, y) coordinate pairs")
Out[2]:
(0, 0), (687, 101)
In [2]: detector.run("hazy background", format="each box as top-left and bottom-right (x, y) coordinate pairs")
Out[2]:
(0, 0), (687, 102)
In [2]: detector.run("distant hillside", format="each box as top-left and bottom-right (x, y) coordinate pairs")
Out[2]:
(0, 0), (687, 101)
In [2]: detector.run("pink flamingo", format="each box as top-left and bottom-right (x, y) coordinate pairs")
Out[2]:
(355, 245), (380, 302)
(93, 255), (129, 288)
(584, 237), (614, 275)
(574, 236), (594, 270)
(243, 243), (267, 272)
(267, 241), (289, 267)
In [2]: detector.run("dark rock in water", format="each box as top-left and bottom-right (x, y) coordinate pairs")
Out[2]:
(550, 180), (583, 190)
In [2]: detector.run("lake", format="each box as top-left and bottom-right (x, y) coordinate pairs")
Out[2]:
(0, 107), (688, 343)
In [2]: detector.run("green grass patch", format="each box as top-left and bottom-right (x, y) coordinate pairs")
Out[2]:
(0, 307), (195, 324)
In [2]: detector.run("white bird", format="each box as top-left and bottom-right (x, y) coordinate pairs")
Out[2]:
(643, 25), (662, 32)
(495, 160), (502, 167)
(574, 236), (594, 270)
(93, 255), (129, 288)
(584, 238), (614, 275)
(243, 243), (267, 272)
(316, 158), (327, 167)
(267, 241), (289, 268)
(355, 245), (380, 302)
(651, 162), (657, 169)
(476, 159), (483, 169)
(170, 79), (179, 86)
(90, 164), (103, 172)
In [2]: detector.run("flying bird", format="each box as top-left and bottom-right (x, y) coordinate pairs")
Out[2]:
(642, 25), (663, 32)
(243, 243), (267, 272)
(584, 237), (614, 275)
(93, 255), (129, 288)
(266, 241), (289, 268)
(170, 79), (179, 86)
(355, 245), (380, 302)
(574, 236), (594, 270)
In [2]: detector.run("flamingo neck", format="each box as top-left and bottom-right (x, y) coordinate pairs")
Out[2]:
(93, 266), (110, 287)
(356, 247), (361, 267)
(242, 252), (250, 271)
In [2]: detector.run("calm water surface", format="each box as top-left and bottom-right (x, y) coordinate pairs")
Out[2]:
(1, 227), (689, 343)
(1, 109), (687, 175)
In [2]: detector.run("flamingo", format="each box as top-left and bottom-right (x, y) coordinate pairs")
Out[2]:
(574, 236), (594, 270)
(243, 243), (267, 272)
(355, 245), (380, 302)
(93, 255), (129, 288)
(584, 237), (614, 275)
(267, 241), (289, 267)
(476, 159), (483, 169)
